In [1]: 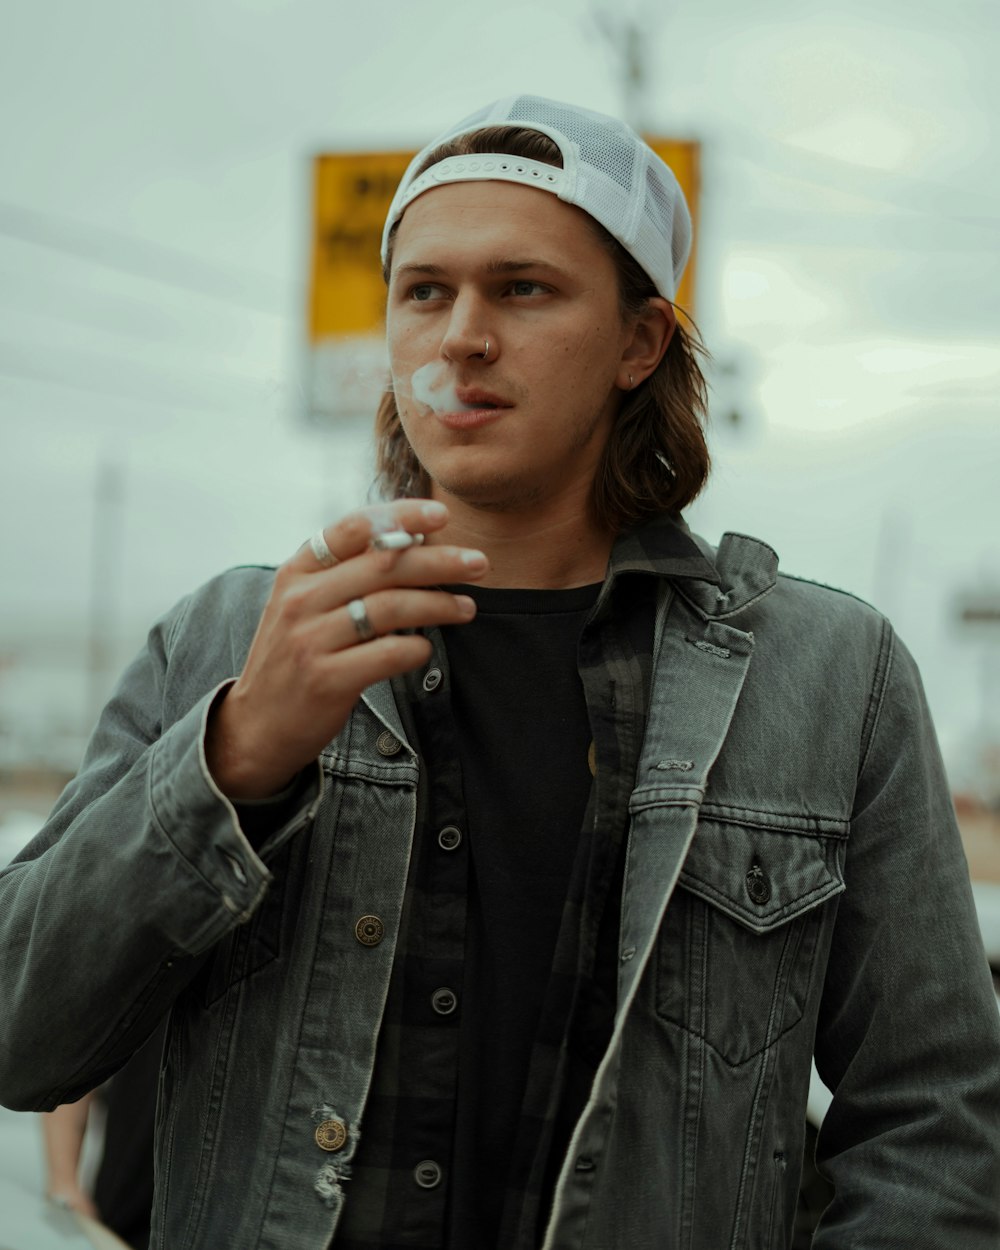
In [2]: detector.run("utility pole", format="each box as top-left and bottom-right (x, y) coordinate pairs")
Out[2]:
(87, 456), (125, 728)
(621, 18), (646, 132)
(591, 2), (656, 131)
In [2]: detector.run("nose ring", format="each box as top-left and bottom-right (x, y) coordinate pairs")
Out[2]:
(480, 338), (490, 361)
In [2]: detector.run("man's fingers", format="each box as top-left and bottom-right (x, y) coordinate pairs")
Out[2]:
(324, 632), (437, 694)
(292, 500), (450, 573)
(292, 588), (476, 655)
(288, 545), (486, 618)
(340, 588), (477, 648)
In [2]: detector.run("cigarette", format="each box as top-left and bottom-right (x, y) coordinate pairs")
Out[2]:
(371, 531), (425, 552)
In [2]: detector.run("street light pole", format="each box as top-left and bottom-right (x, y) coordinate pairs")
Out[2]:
(591, 2), (657, 131)
(87, 457), (125, 729)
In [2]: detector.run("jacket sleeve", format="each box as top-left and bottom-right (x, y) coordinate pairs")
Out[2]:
(0, 590), (318, 1112)
(813, 624), (1000, 1247)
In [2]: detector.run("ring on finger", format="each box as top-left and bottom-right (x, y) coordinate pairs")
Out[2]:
(347, 597), (377, 642)
(308, 529), (338, 568)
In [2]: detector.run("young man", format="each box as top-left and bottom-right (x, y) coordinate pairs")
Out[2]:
(1, 96), (998, 1249)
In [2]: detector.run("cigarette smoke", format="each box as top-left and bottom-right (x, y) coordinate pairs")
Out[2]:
(409, 362), (474, 415)
(366, 504), (399, 536)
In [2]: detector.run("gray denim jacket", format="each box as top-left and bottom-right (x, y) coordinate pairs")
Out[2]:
(1, 528), (998, 1250)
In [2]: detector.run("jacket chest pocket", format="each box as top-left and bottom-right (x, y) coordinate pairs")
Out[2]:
(655, 818), (844, 1066)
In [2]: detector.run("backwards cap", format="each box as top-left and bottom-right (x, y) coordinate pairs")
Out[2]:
(381, 94), (691, 302)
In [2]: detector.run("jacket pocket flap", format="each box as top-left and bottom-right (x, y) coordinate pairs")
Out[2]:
(679, 819), (844, 934)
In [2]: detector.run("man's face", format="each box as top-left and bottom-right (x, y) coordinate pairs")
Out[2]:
(386, 180), (634, 515)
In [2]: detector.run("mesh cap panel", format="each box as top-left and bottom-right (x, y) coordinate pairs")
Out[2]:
(382, 94), (691, 301)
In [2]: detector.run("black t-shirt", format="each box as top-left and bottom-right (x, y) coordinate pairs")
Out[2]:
(441, 581), (600, 1246)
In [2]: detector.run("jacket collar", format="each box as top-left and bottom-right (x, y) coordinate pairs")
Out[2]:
(606, 513), (778, 622)
(365, 514), (779, 744)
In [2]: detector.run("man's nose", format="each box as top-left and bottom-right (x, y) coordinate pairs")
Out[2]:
(440, 294), (491, 364)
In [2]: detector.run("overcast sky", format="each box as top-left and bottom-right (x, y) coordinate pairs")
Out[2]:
(1, 0), (998, 762)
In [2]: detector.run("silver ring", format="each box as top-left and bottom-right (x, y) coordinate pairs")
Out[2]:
(308, 529), (338, 568)
(480, 338), (490, 361)
(346, 598), (377, 642)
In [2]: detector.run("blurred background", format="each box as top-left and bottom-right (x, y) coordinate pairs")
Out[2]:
(0, 0), (998, 1236)
(2, 0), (999, 816)
(2, 1), (999, 924)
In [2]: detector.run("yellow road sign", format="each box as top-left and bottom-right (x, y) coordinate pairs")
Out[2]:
(646, 138), (699, 318)
(308, 139), (701, 343)
(310, 151), (414, 340)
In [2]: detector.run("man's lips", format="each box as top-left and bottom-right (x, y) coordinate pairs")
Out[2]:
(435, 386), (514, 428)
(435, 405), (509, 429)
(455, 386), (512, 409)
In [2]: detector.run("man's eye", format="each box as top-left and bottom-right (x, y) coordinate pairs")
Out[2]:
(508, 280), (546, 297)
(410, 284), (446, 302)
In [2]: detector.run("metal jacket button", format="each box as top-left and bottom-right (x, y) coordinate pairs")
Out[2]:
(422, 667), (443, 692)
(745, 863), (771, 906)
(315, 1119), (348, 1152)
(376, 730), (402, 757)
(355, 915), (385, 947)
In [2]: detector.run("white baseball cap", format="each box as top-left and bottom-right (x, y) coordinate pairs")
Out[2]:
(381, 94), (692, 302)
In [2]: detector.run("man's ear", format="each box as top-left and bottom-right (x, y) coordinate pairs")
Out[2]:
(617, 298), (676, 390)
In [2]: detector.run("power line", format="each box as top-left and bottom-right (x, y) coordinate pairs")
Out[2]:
(0, 199), (297, 317)
(720, 124), (1000, 225)
(720, 205), (1000, 254)
(0, 336), (291, 416)
(0, 261), (294, 357)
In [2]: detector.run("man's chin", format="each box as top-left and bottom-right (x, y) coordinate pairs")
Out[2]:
(429, 468), (545, 514)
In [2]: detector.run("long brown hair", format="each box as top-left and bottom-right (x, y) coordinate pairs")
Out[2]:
(375, 126), (711, 529)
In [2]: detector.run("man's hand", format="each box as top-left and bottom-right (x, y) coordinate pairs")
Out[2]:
(205, 499), (486, 800)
